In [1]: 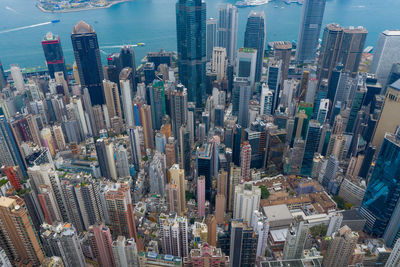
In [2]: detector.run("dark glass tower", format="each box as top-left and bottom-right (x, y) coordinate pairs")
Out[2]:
(244, 11), (266, 82)
(42, 32), (67, 79)
(71, 21), (104, 105)
(295, 0), (326, 63)
(359, 130), (400, 247)
(300, 120), (322, 176)
(0, 60), (7, 89)
(176, 0), (206, 108)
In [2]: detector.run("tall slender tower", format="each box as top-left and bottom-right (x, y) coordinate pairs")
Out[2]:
(176, 0), (206, 107)
(71, 21), (104, 105)
(0, 196), (45, 265)
(42, 32), (67, 79)
(323, 226), (358, 267)
(206, 18), (217, 62)
(240, 142), (252, 181)
(88, 223), (115, 267)
(217, 4), (238, 64)
(295, 0), (327, 63)
(244, 11), (266, 82)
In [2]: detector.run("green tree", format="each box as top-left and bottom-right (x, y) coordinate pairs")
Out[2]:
(309, 224), (328, 238)
(259, 185), (270, 199)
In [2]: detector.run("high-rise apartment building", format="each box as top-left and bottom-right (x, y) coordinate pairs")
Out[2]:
(295, 0), (326, 63)
(176, 0), (206, 107)
(112, 236), (138, 267)
(71, 21), (104, 105)
(233, 183), (261, 225)
(159, 214), (189, 257)
(323, 225), (358, 267)
(88, 223), (115, 267)
(41, 222), (86, 267)
(183, 243), (230, 266)
(217, 4), (238, 64)
(169, 164), (186, 216)
(244, 11), (266, 82)
(197, 175), (206, 218)
(240, 142), (252, 181)
(283, 220), (310, 260)
(42, 32), (67, 79)
(0, 196), (44, 265)
(170, 84), (188, 138)
(212, 47), (227, 82)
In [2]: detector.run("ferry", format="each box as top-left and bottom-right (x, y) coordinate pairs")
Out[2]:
(363, 46), (373, 53)
(235, 0), (269, 7)
(51, 19), (60, 24)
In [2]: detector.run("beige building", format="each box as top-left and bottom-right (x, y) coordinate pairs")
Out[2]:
(372, 82), (400, 150)
(168, 164), (186, 215)
(0, 196), (44, 265)
(323, 225), (358, 267)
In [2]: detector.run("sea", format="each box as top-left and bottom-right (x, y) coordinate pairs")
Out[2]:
(0, 0), (399, 70)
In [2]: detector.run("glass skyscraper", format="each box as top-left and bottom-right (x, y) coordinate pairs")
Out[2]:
(295, 0), (326, 63)
(71, 21), (104, 105)
(41, 32), (67, 79)
(244, 11), (266, 82)
(217, 4), (238, 64)
(360, 130), (400, 247)
(300, 120), (322, 176)
(176, 0), (206, 108)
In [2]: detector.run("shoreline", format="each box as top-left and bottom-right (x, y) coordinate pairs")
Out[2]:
(36, 0), (131, 13)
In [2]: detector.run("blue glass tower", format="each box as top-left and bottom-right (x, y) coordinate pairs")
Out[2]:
(300, 120), (322, 176)
(244, 11), (266, 82)
(0, 116), (26, 176)
(176, 0), (206, 108)
(360, 130), (400, 247)
(295, 0), (326, 63)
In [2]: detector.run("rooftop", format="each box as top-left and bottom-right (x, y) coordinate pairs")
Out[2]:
(263, 204), (292, 222)
(72, 20), (94, 34)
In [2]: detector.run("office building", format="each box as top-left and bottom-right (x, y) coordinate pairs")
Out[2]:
(88, 223), (115, 267)
(217, 4), (238, 64)
(95, 138), (117, 180)
(267, 59), (282, 113)
(170, 84), (188, 138)
(71, 21), (104, 105)
(233, 183), (261, 225)
(318, 24), (367, 82)
(150, 80), (166, 130)
(0, 196), (44, 265)
(360, 130), (400, 247)
(196, 142), (215, 200)
(370, 30), (400, 86)
(301, 121), (322, 176)
(179, 126), (191, 176)
(42, 32), (67, 79)
(176, 0), (206, 107)
(40, 222), (86, 267)
(238, 78), (252, 128)
(236, 48), (257, 88)
(112, 236), (138, 267)
(120, 67), (135, 128)
(386, 238), (400, 267)
(206, 18), (217, 61)
(323, 226), (358, 267)
(230, 221), (258, 267)
(274, 41), (292, 82)
(141, 104), (154, 150)
(244, 11), (266, 82)
(372, 80), (400, 151)
(212, 47), (227, 82)
(295, 0), (326, 63)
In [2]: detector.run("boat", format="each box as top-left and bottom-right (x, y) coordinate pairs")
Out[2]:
(51, 19), (60, 24)
(363, 46), (373, 53)
(235, 0), (269, 7)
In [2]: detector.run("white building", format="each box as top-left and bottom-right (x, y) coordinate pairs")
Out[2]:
(212, 47), (227, 82)
(233, 183), (261, 225)
(260, 83), (274, 116)
(112, 236), (138, 267)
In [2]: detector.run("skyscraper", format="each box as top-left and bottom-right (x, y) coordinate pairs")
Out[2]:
(240, 141), (252, 181)
(42, 32), (67, 79)
(206, 18), (217, 62)
(244, 11), (266, 82)
(105, 183), (138, 243)
(283, 220), (310, 260)
(197, 175), (206, 217)
(372, 81), (400, 151)
(301, 120), (322, 176)
(230, 221), (258, 267)
(120, 67), (135, 128)
(0, 60), (7, 90)
(103, 80), (122, 123)
(0, 196), (45, 265)
(169, 164), (186, 216)
(176, 0), (206, 107)
(88, 223), (115, 267)
(386, 238), (400, 267)
(150, 80), (166, 130)
(233, 183), (261, 225)
(295, 0), (327, 63)
(112, 236), (138, 267)
(212, 47), (227, 82)
(40, 222), (86, 267)
(370, 30), (400, 86)
(170, 84), (188, 138)
(236, 49), (257, 88)
(318, 24), (367, 82)
(71, 21), (104, 105)
(323, 226), (358, 267)
(217, 4), (238, 64)
(360, 130), (400, 247)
